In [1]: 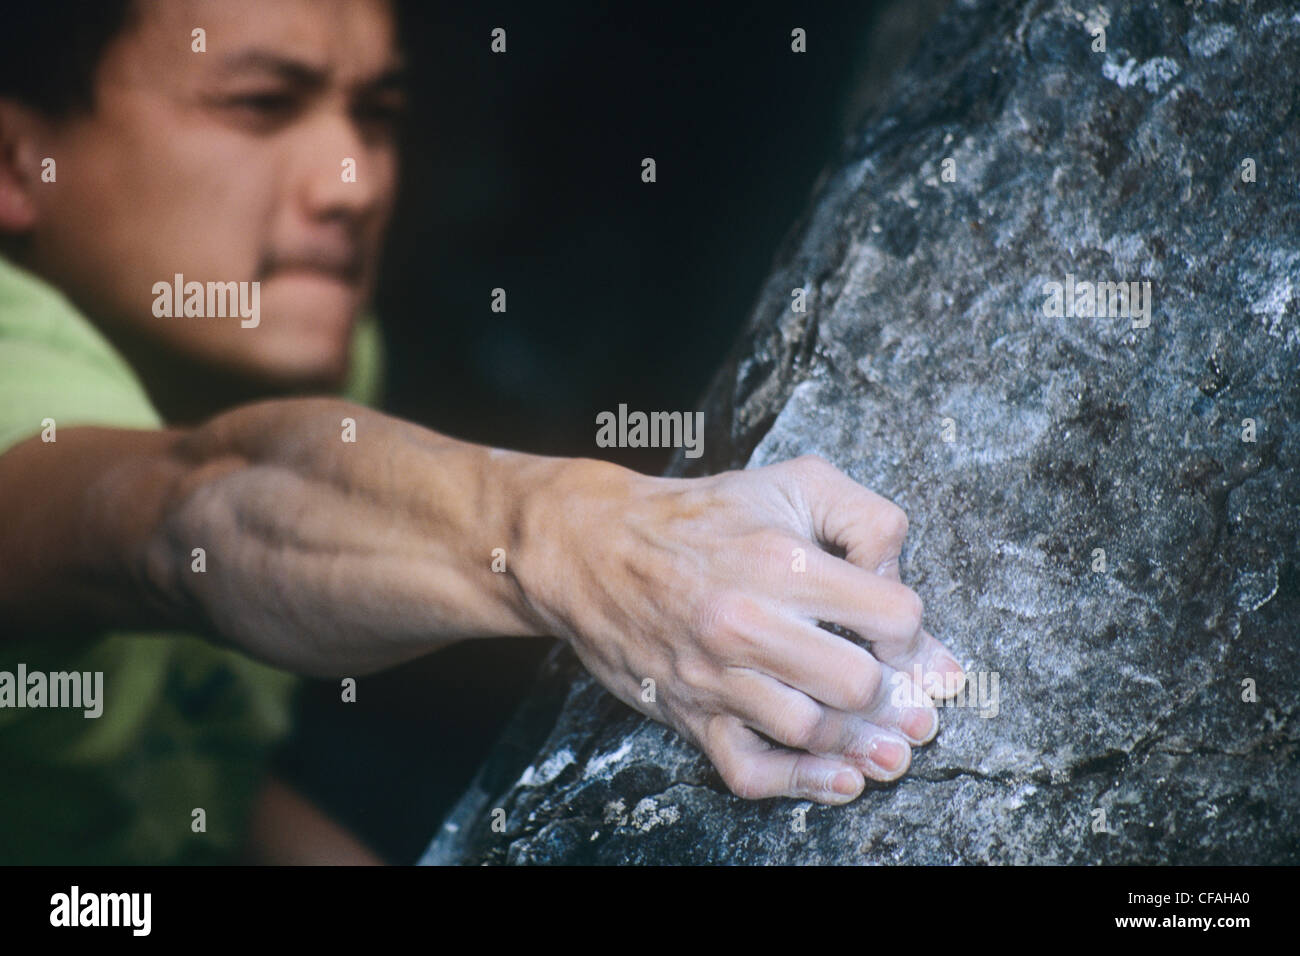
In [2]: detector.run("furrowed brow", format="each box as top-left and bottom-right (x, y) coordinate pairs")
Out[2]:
(214, 50), (329, 88)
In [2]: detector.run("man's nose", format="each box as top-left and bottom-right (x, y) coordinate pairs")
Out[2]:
(293, 108), (391, 223)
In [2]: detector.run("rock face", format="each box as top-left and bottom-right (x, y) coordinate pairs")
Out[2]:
(421, 0), (1300, 864)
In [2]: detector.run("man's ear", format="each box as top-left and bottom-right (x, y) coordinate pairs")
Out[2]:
(0, 99), (45, 233)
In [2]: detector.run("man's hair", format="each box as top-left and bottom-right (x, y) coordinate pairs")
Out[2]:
(0, 1), (137, 116)
(0, 1), (408, 119)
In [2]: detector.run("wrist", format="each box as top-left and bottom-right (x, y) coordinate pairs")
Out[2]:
(508, 453), (641, 641)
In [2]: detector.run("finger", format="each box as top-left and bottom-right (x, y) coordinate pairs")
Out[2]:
(872, 625), (964, 701)
(713, 602), (939, 738)
(721, 666), (934, 773)
(875, 558), (901, 581)
(789, 551), (967, 698)
(781, 455), (910, 575)
(865, 664), (940, 742)
(710, 594), (893, 715)
(703, 715), (865, 804)
(912, 629), (967, 700)
(790, 550), (926, 656)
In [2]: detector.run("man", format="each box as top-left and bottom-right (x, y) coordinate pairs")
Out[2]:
(0, 0), (966, 864)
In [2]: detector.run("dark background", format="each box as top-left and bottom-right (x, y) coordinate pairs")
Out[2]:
(274, 0), (942, 864)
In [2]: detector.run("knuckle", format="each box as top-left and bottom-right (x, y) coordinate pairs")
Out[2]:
(753, 529), (797, 571)
(789, 757), (834, 800)
(890, 587), (925, 642)
(721, 757), (769, 801)
(876, 502), (909, 543)
(671, 654), (715, 696)
(697, 590), (761, 651)
(794, 453), (835, 480)
(844, 658), (884, 713)
(775, 697), (824, 751)
(902, 587), (924, 630)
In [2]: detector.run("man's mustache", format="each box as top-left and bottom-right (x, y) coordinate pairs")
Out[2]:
(261, 246), (365, 281)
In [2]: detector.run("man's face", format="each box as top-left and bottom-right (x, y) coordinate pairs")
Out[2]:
(22, 0), (403, 389)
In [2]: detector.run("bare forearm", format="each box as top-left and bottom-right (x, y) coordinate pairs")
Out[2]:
(146, 397), (568, 675)
(0, 425), (189, 634)
(0, 396), (583, 673)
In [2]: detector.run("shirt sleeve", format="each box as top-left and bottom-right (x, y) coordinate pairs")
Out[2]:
(0, 256), (162, 457)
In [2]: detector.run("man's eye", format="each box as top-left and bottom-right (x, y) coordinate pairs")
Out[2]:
(356, 97), (408, 126)
(227, 93), (297, 117)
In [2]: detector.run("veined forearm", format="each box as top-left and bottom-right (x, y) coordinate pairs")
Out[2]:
(145, 397), (562, 675)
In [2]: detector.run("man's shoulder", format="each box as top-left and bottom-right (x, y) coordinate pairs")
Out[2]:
(342, 310), (386, 409)
(0, 256), (162, 455)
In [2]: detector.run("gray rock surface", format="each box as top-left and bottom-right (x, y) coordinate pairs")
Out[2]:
(422, 0), (1300, 864)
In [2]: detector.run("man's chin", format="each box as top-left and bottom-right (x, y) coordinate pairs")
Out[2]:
(249, 286), (360, 387)
(241, 335), (355, 392)
(227, 321), (358, 393)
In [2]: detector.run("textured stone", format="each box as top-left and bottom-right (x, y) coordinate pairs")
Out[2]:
(422, 0), (1300, 865)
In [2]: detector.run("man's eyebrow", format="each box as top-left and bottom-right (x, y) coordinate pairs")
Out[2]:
(212, 50), (408, 90)
(214, 50), (330, 85)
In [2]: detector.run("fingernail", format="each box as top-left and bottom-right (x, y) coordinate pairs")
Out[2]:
(901, 705), (938, 743)
(868, 735), (908, 773)
(923, 651), (965, 698)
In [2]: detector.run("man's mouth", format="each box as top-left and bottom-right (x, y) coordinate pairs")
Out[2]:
(264, 248), (364, 284)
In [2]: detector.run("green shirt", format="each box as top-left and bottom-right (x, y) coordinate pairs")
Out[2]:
(0, 256), (385, 864)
